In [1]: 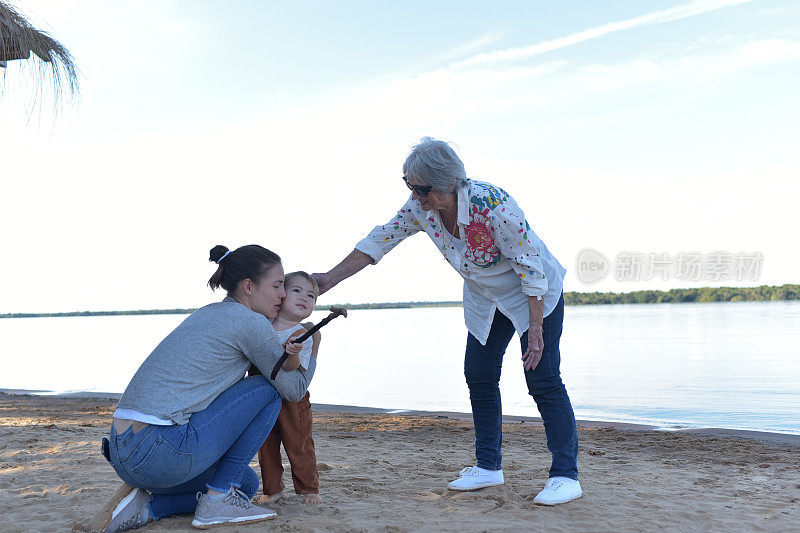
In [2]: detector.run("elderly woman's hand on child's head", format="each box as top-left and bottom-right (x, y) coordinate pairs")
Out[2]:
(311, 272), (334, 295)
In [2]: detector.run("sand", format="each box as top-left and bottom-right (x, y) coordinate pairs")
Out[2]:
(1, 392), (799, 532)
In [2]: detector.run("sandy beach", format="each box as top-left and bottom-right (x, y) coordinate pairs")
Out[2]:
(1, 392), (799, 532)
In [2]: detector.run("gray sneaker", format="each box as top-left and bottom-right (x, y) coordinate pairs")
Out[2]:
(103, 487), (151, 532)
(191, 487), (276, 529)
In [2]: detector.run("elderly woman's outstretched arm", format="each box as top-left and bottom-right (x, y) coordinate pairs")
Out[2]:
(315, 198), (424, 295)
(313, 249), (372, 295)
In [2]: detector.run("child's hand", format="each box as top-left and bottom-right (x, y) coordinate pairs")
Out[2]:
(285, 341), (302, 356)
(283, 328), (307, 356)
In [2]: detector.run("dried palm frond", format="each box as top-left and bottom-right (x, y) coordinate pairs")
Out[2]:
(0, 0), (78, 103)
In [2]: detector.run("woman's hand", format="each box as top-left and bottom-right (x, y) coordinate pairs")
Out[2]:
(522, 324), (544, 371)
(522, 295), (545, 371)
(312, 272), (336, 295)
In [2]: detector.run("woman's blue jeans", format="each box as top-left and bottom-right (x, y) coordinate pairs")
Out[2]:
(107, 376), (281, 520)
(464, 293), (579, 479)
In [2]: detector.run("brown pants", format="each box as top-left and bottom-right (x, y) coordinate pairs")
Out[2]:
(257, 391), (319, 495)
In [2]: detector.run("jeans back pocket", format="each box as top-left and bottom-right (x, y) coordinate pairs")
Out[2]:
(128, 436), (193, 489)
(114, 425), (135, 448)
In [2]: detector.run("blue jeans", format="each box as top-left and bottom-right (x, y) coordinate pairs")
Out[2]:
(464, 293), (578, 479)
(107, 376), (282, 520)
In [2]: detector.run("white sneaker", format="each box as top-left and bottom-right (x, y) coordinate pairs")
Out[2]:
(191, 487), (276, 529)
(102, 486), (151, 532)
(447, 466), (504, 491)
(533, 477), (582, 505)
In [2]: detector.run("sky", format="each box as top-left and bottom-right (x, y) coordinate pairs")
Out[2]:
(1, 0), (798, 313)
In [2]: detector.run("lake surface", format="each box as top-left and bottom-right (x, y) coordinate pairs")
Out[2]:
(2, 301), (799, 434)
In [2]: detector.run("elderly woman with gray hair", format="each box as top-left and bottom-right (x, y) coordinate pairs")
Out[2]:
(313, 137), (581, 505)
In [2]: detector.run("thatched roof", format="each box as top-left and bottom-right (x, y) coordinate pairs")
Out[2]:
(0, 0), (78, 99)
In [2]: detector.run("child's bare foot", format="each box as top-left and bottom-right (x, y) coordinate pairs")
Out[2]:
(302, 493), (322, 504)
(255, 492), (282, 505)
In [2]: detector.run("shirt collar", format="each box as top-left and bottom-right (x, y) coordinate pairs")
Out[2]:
(415, 181), (471, 225)
(456, 180), (471, 226)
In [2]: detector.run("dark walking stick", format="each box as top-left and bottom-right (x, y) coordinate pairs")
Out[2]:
(270, 307), (348, 379)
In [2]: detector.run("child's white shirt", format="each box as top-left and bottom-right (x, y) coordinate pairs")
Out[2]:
(274, 323), (313, 370)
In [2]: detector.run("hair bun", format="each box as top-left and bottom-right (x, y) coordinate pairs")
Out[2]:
(209, 245), (230, 264)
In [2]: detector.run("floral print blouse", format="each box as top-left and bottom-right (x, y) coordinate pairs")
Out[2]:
(356, 179), (566, 345)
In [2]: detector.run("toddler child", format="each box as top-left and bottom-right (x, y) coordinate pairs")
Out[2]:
(253, 271), (322, 505)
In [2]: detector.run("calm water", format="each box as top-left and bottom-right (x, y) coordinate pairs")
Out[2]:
(2, 301), (799, 434)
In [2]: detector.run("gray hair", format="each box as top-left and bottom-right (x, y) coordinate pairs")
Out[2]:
(402, 137), (468, 193)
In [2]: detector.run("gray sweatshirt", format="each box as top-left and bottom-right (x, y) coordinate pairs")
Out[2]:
(116, 296), (316, 424)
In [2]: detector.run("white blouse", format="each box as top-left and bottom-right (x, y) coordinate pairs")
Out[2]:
(356, 179), (566, 345)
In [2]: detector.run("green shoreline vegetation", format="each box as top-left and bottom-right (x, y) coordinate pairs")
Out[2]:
(1, 284), (798, 319)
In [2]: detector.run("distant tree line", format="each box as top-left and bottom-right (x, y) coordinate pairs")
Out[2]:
(317, 301), (463, 310)
(0, 309), (197, 319)
(563, 284), (800, 305)
(1, 285), (797, 318)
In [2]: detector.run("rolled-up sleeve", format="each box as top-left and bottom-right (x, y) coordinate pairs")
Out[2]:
(491, 197), (548, 298)
(355, 198), (423, 264)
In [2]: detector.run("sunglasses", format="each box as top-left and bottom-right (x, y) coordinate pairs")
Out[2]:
(402, 176), (433, 197)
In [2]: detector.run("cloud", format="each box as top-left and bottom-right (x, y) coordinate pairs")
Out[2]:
(730, 37), (800, 65)
(451, 0), (759, 68)
(567, 37), (800, 95)
(245, 36), (800, 142)
(432, 31), (508, 64)
(758, 6), (800, 16)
